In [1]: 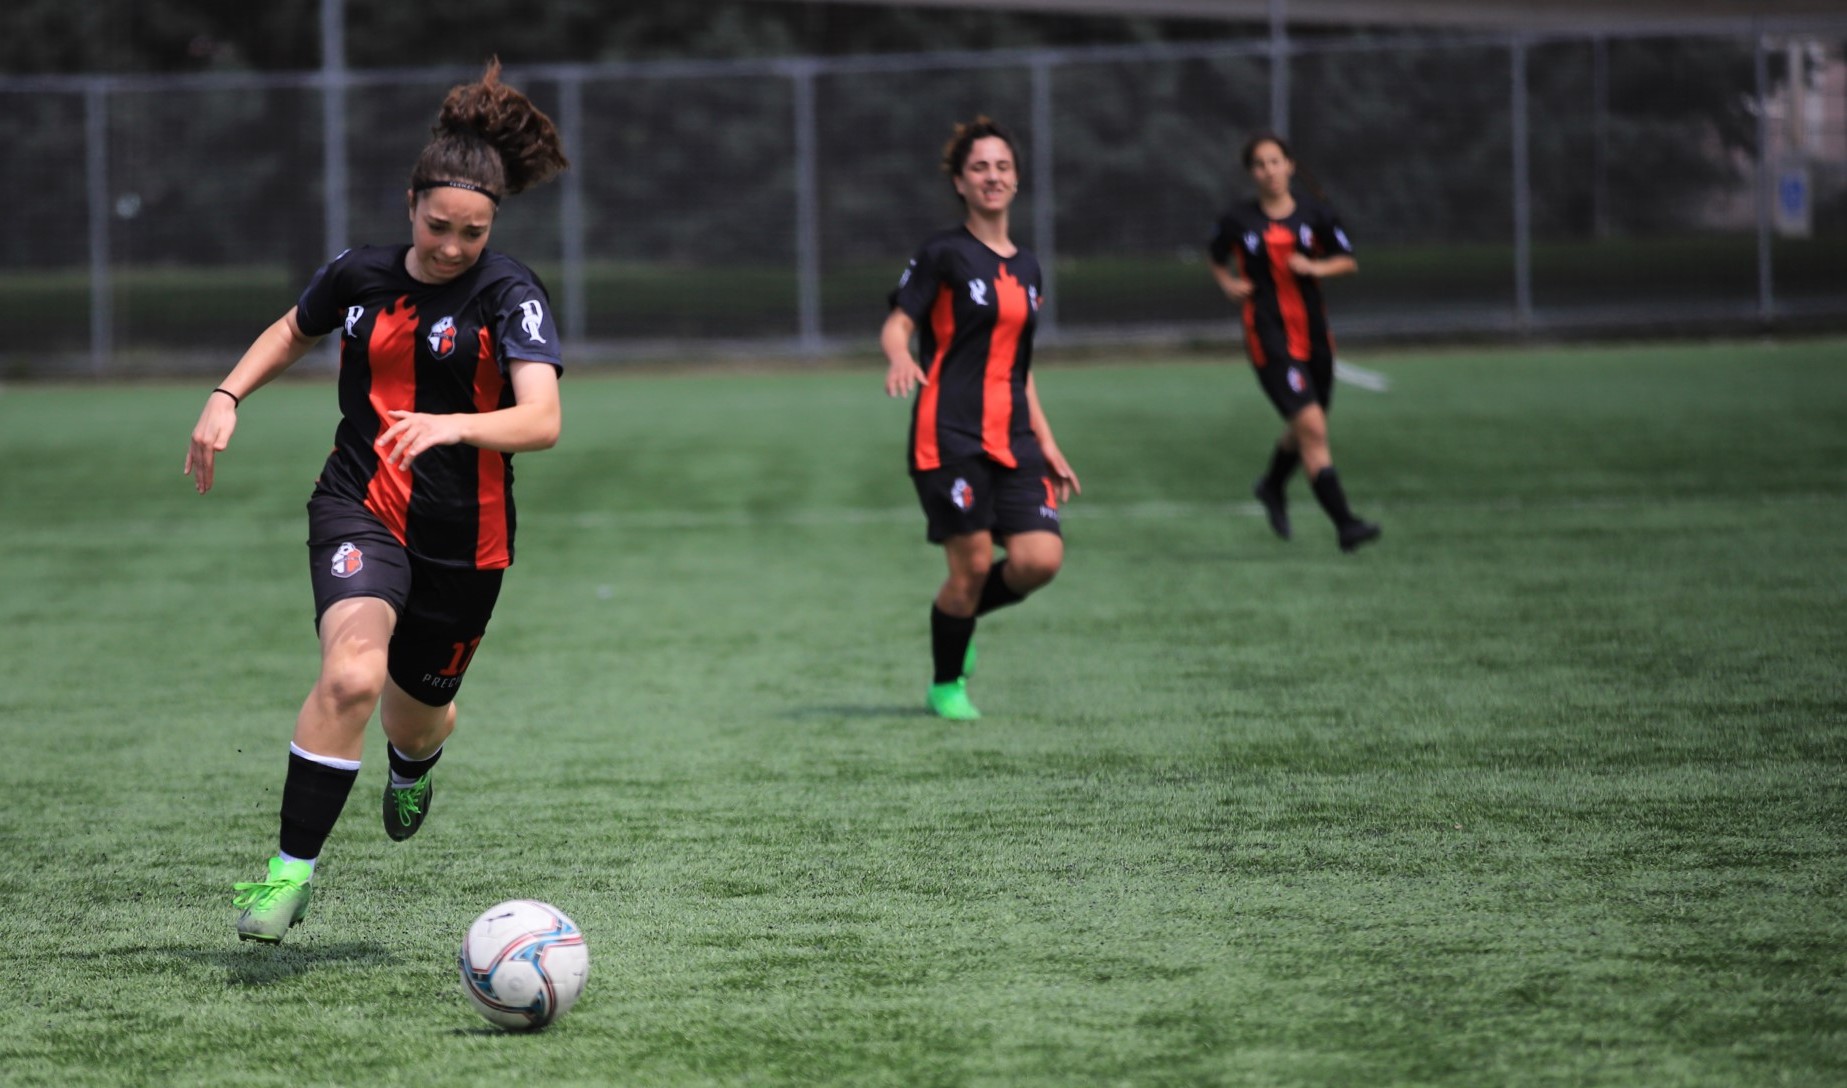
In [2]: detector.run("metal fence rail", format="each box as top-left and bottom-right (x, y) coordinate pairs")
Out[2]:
(1, 22), (1843, 376)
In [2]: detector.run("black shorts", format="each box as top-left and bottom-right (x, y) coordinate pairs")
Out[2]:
(1252, 350), (1335, 420)
(911, 458), (1063, 545)
(306, 493), (504, 707)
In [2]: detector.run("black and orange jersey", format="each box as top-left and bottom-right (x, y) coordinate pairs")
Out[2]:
(1207, 195), (1354, 367)
(889, 227), (1044, 474)
(294, 244), (563, 571)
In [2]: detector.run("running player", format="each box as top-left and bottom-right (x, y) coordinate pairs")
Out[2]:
(184, 60), (569, 942)
(881, 116), (1080, 721)
(1208, 132), (1381, 552)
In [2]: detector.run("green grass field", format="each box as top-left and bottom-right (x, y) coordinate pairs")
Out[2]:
(1, 339), (1844, 1086)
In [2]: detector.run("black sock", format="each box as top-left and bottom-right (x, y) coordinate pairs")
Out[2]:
(1310, 466), (1359, 528)
(975, 559), (1025, 617)
(1263, 445), (1301, 492)
(930, 605), (976, 685)
(388, 743), (443, 787)
(278, 751), (359, 861)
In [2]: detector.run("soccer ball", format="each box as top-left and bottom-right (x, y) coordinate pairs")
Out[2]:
(458, 899), (589, 1030)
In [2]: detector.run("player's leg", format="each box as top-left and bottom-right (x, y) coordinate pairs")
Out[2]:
(1290, 391), (1380, 553)
(237, 594), (398, 942)
(928, 531), (992, 720)
(376, 564), (503, 841)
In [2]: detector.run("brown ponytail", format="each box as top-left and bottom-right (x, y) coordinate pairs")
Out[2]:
(410, 58), (568, 202)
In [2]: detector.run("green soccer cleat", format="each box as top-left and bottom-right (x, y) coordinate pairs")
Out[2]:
(233, 857), (314, 943)
(928, 678), (981, 721)
(962, 641), (978, 680)
(383, 773), (435, 842)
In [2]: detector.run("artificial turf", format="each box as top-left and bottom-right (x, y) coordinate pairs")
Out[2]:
(0, 338), (1842, 1086)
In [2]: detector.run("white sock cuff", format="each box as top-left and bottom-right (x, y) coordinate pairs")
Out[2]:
(389, 742), (445, 764)
(289, 742), (362, 772)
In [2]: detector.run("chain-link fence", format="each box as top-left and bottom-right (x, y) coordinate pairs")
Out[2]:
(2, 25), (1843, 377)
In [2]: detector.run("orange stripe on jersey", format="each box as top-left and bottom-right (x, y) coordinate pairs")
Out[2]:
(363, 295), (418, 545)
(1265, 222), (1310, 360)
(981, 263), (1027, 468)
(913, 285), (956, 472)
(1235, 247), (1267, 367)
(472, 328), (510, 569)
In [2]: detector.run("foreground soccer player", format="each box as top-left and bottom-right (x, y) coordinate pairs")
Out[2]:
(1208, 132), (1381, 552)
(881, 117), (1081, 721)
(184, 60), (569, 942)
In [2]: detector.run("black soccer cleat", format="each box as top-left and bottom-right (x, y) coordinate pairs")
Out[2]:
(1252, 477), (1292, 540)
(1338, 520), (1383, 553)
(383, 773), (434, 842)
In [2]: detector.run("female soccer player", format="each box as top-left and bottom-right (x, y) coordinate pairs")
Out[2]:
(184, 60), (569, 942)
(881, 116), (1080, 721)
(1208, 132), (1381, 552)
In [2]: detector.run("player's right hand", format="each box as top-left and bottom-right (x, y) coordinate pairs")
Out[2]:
(885, 356), (928, 399)
(184, 394), (239, 494)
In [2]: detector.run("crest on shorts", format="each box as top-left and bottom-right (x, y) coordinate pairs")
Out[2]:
(330, 542), (364, 579)
(427, 315), (457, 359)
(951, 478), (974, 511)
(1287, 367), (1307, 395)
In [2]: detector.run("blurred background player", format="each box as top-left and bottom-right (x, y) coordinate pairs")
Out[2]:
(184, 59), (569, 942)
(1208, 132), (1381, 552)
(881, 116), (1081, 721)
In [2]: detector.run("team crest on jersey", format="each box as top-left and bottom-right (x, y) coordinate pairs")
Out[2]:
(968, 279), (989, 306)
(1287, 367), (1307, 394)
(519, 299), (548, 344)
(1243, 231), (1261, 253)
(330, 542), (364, 579)
(427, 315), (457, 358)
(951, 477), (975, 511)
(344, 305), (365, 338)
(1299, 224), (1316, 249)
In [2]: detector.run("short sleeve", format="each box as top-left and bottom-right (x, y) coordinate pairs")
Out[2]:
(293, 249), (352, 336)
(1316, 204), (1355, 258)
(493, 281), (564, 372)
(888, 240), (945, 321)
(1206, 215), (1235, 266)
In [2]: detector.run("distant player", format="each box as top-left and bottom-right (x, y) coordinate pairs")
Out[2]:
(184, 59), (569, 942)
(881, 116), (1081, 721)
(1208, 132), (1381, 552)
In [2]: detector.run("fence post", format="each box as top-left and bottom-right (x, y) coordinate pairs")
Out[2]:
(1269, 0), (1290, 136)
(1031, 57), (1058, 340)
(320, 0), (347, 260)
(85, 81), (111, 378)
(790, 60), (824, 353)
(1754, 29), (1774, 327)
(558, 72), (587, 345)
(1511, 36), (1533, 332)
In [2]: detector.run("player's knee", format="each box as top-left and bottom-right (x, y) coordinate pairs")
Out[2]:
(316, 656), (388, 714)
(1012, 555), (1061, 591)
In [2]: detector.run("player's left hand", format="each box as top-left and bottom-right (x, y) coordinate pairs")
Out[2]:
(378, 410), (468, 469)
(1044, 446), (1081, 503)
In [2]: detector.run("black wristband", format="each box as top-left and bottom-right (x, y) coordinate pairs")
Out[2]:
(211, 387), (241, 408)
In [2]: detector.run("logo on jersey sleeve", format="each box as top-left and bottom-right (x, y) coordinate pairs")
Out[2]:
(344, 306), (365, 338)
(427, 315), (457, 359)
(898, 259), (915, 288)
(1028, 285), (1040, 311)
(330, 542), (364, 579)
(1299, 224), (1316, 250)
(1287, 367), (1308, 395)
(968, 279), (989, 306)
(1243, 231), (1261, 254)
(951, 478), (975, 511)
(1334, 227), (1352, 252)
(519, 299), (548, 345)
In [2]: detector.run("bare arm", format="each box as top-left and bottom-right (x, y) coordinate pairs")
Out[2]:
(376, 359), (562, 470)
(184, 308), (324, 494)
(1286, 254), (1358, 279)
(881, 308), (927, 398)
(1026, 372), (1080, 501)
(1209, 259), (1253, 302)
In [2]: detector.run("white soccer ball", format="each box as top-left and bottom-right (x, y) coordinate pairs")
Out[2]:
(458, 899), (589, 1030)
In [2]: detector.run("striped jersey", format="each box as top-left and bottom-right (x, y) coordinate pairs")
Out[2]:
(294, 244), (563, 570)
(889, 227), (1044, 473)
(1207, 195), (1354, 366)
